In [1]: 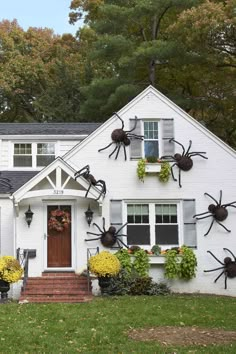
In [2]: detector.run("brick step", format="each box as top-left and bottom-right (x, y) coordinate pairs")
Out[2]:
(26, 280), (89, 287)
(27, 276), (88, 282)
(42, 272), (78, 277)
(19, 295), (93, 303)
(23, 283), (89, 290)
(22, 288), (90, 295)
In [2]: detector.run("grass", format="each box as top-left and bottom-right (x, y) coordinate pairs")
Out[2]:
(0, 294), (236, 353)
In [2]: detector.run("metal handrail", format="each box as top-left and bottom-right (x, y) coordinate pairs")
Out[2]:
(16, 248), (36, 292)
(86, 247), (99, 294)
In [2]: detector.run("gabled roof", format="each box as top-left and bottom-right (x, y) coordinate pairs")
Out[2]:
(0, 123), (102, 136)
(64, 85), (236, 161)
(0, 171), (39, 193)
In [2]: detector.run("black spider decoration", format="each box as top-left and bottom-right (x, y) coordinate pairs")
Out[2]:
(0, 173), (12, 191)
(204, 248), (236, 289)
(74, 165), (106, 201)
(85, 217), (128, 248)
(98, 113), (144, 160)
(161, 139), (208, 187)
(193, 190), (236, 236)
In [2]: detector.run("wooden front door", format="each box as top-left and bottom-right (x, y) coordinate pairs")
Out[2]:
(47, 205), (72, 267)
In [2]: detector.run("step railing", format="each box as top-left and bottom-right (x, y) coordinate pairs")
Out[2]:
(16, 248), (36, 292)
(86, 247), (99, 294)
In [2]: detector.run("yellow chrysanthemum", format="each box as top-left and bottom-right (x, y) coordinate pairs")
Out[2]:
(0, 256), (23, 283)
(89, 251), (120, 277)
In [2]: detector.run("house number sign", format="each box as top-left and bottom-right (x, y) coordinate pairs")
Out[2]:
(53, 190), (64, 195)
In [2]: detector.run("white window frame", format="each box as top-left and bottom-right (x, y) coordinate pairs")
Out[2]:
(11, 142), (57, 169)
(141, 119), (163, 159)
(124, 200), (183, 249)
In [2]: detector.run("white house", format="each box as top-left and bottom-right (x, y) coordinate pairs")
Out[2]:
(1, 86), (236, 301)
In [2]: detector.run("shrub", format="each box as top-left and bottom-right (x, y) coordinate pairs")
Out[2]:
(89, 251), (120, 277)
(0, 256), (23, 283)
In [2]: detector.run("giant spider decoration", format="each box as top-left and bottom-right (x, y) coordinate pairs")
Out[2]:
(85, 217), (128, 248)
(98, 113), (143, 160)
(74, 165), (106, 201)
(193, 190), (236, 236)
(0, 173), (12, 191)
(161, 139), (208, 187)
(204, 248), (236, 289)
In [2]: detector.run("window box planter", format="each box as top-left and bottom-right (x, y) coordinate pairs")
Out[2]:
(129, 255), (182, 264)
(145, 163), (162, 174)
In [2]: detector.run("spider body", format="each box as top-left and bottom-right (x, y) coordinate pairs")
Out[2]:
(85, 217), (128, 248)
(193, 190), (236, 236)
(98, 113), (143, 160)
(204, 248), (236, 289)
(161, 139), (207, 187)
(74, 165), (106, 201)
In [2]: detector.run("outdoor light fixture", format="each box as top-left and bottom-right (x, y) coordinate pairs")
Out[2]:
(25, 205), (34, 227)
(85, 204), (94, 227)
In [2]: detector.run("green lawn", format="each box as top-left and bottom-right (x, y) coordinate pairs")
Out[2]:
(0, 294), (236, 353)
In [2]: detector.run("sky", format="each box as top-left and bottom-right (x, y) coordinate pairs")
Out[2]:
(0, 0), (79, 35)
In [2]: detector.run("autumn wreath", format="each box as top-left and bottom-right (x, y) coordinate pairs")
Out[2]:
(48, 209), (71, 232)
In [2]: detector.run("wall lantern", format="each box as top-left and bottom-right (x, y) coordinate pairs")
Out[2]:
(85, 204), (93, 227)
(25, 205), (34, 227)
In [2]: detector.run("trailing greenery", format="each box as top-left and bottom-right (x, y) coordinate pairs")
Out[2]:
(164, 246), (197, 280)
(137, 159), (146, 182)
(115, 249), (132, 274)
(133, 249), (150, 277)
(146, 155), (157, 163)
(158, 162), (171, 183)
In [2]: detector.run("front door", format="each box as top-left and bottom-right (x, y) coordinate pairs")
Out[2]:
(47, 205), (72, 267)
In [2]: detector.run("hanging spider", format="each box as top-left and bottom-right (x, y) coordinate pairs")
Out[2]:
(85, 217), (128, 248)
(161, 139), (208, 187)
(0, 173), (12, 191)
(193, 190), (236, 236)
(98, 113), (144, 160)
(74, 165), (106, 201)
(204, 248), (236, 289)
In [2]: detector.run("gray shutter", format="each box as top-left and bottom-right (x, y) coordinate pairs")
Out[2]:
(110, 200), (123, 227)
(162, 119), (174, 156)
(183, 199), (197, 248)
(129, 119), (142, 159)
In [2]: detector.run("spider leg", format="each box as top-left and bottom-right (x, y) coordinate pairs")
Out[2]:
(169, 138), (185, 154)
(216, 220), (231, 233)
(116, 239), (123, 249)
(178, 167), (182, 188)
(102, 217), (106, 233)
(75, 165), (90, 180)
(222, 202), (236, 208)
(109, 145), (119, 158)
(127, 133), (144, 139)
(94, 180), (107, 200)
(160, 155), (175, 161)
(195, 214), (213, 220)
(85, 182), (92, 198)
(116, 237), (129, 248)
(170, 163), (177, 181)
(223, 248), (236, 261)
(92, 222), (104, 234)
(116, 222), (128, 234)
(115, 144), (121, 159)
(126, 115), (138, 133)
(215, 270), (225, 285)
(84, 237), (101, 242)
(193, 211), (211, 218)
(219, 190), (222, 205)
(86, 232), (101, 236)
(188, 153), (208, 159)
(185, 140), (192, 155)
(204, 266), (225, 273)
(0, 180), (12, 189)
(204, 219), (215, 236)
(114, 112), (124, 129)
(98, 142), (114, 152)
(123, 144), (127, 161)
(204, 192), (219, 205)
(206, 250), (225, 265)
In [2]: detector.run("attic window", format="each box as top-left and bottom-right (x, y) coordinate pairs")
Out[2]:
(14, 144), (32, 167)
(13, 143), (55, 168)
(143, 121), (159, 158)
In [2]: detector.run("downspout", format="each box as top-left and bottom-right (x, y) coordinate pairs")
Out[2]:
(9, 194), (18, 257)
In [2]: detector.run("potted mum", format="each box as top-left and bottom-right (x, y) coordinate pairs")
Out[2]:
(88, 251), (121, 291)
(0, 256), (23, 300)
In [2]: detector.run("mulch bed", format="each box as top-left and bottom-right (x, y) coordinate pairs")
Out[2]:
(127, 326), (236, 346)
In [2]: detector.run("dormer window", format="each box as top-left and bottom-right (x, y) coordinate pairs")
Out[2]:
(13, 143), (55, 168)
(143, 121), (159, 158)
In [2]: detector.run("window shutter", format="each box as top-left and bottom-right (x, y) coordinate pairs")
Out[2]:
(183, 199), (197, 248)
(129, 119), (142, 159)
(162, 119), (174, 156)
(110, 200), (123, 227)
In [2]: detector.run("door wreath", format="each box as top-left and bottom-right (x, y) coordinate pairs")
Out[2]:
(48, 209), (71, 232)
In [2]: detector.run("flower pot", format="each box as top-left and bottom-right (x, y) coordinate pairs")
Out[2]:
(0, 280), (10, 300)
(98, 276), (111, 289)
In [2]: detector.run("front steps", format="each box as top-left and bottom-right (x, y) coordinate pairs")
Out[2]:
(19, 272), (93, 303)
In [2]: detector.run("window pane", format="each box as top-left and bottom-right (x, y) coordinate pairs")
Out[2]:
(14, 156), (32, 167)
(135, 215), (141, 223)
(155, 225), (179, 245)
(135, 205), (141, 215)
(142, 215), (149, 223)
(127, 225), (150, 245)
(163, 215), (170, 223)
(144, 141), (159, 157)
(171, 215), (177, 223)
(127, 215), (134, 223)
(162, 205), (169, 215)
(36, 155), (55, 167)
(127, 205), (134, 215)
(14, 143), (31, 155)
(142, 205), (149, 215)
(37, 143), (55, 154)
(156, 215), (162, 223)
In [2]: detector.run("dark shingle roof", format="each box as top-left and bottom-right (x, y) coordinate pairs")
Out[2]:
(0, 171), (39, 193)
(0, 123), (102, 135)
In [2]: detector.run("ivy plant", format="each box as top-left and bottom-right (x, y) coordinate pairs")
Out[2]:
(164, 246), (197, 280)
(158, 162), (171, 183)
